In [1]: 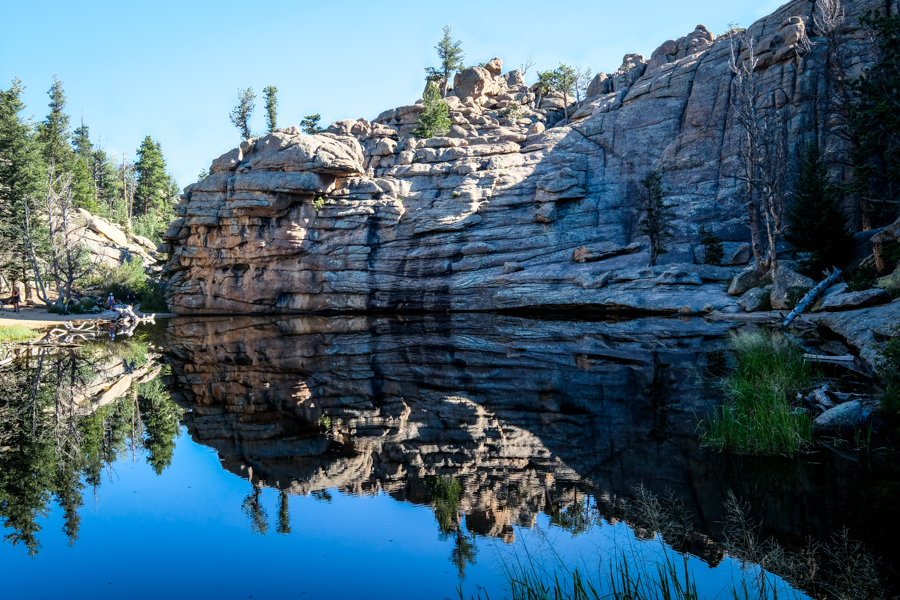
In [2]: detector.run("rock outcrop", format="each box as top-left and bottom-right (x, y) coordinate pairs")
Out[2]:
(163, 0), (886, 315)
(74, 208), (159, 269)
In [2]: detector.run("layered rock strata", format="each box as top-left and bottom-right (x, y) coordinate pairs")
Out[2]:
(163, 0), (888, 314)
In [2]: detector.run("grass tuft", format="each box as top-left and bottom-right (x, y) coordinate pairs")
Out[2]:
(0, 325), (40, 343)
(702, 330), (815, 455)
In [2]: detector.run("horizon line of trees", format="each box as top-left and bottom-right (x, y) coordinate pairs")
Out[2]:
(0, 75), (178, 308)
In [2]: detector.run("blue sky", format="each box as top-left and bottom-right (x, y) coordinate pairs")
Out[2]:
(1, 0), (787, 188)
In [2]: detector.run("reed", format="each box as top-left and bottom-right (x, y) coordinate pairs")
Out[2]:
(703, 331), (814, 455)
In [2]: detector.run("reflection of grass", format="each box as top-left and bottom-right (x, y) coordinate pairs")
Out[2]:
(702, 331), (814, 455)
(0, 325), (40, 343)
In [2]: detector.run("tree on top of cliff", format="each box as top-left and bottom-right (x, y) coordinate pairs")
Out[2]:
(263, 85), (278, 133)
(413, 82), (451, 139)
(786, 143), (852, 275)
(850, 10), (900, 228)
(426, 25), (464, 97)
(229, 87), (255, 141)
(541, 64), (577, 124)
(639, 171), (677, 267)
(301, 114), (323, 135)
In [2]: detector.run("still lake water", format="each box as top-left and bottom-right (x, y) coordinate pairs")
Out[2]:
(2, 313), (899, 599)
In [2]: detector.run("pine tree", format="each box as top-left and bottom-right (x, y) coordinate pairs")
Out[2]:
(301, 114), (323, 135)
(850, 11), (900, 228)
(786, 143), (852, 275)
(0, 78), (47, 285)
(543, 64), (577, 124)
(413, 82), (451, 139)
(37, 75), (72, 169)
(698, 226), (724, 266)
(639, 171), (677, 266)
(426, 25), (465, 96)
(263, 85), (278, 133)
(229, 87), (255, 140)
(133, 136), (168, 217)
(72, 120), (92, 159)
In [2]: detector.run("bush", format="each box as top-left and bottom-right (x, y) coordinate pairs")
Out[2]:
(86, 257), (168, 312)
(847, 264), (878, 291)
(877, 334), (900, 414)
(703, 331), (815, 454)
(413, 81), (451, 139)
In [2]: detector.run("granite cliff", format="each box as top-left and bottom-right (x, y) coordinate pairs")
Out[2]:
(162, 0), (890, 314)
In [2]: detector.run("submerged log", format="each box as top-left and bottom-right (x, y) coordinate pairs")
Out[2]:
(782, 268), (842, 327)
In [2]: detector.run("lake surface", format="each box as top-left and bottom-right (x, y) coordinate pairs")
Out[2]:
(2, 314), (898, 599)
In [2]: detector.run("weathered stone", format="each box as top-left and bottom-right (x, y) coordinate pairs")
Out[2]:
(453, 67), (499, 101)
(485, 57), (503, 76)
(770, 266), (815, 310)
(87, 215), (127, 247)
(819, 288), (891, 312)
(737, 285), (772, 312)
(814, 401), (865, 435)
(728, 267), (768, 296)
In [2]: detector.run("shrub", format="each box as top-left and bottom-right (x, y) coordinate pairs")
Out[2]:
(698, 226), (724, 266)
(847, 264), (878, 291)
(877, 333), (900, 414)
(703, 331), (815, 454)
(86, 257), (168, 312)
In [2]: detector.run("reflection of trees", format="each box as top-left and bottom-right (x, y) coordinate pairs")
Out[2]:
(450, 528), (478, 578)
(547, 490), (594, 537)
(138, 377), (180, 475)
(426, 476), (479, 577)
(241, 482), (269, 535)
(0, 343), (177, 555)
(277, 489), (291, 535)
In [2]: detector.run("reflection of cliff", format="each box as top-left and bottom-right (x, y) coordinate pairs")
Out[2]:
(166, 315), (900, 561)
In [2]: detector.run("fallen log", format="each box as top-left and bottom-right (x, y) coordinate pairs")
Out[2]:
(782, 268), (842, 327)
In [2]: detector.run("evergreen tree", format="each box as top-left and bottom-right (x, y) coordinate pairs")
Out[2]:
(543, 64), (577, 124)
(37, 75), (72, 169)
(426, 25), (465, 96)
(71, 120), (92, 160)
(301, 114), (323, 135)
(263, 85), (278, 133)
(133, 136), (168, 217)
(69, 118), (101, 213)
(639, 171), (677, 266)
(0, 78), (46, 285)
(786, 143), (852, 275)
(850, 11), (900, 228)
(698, 226), (724, 266)
(413, 82), (451, 139)
(229, 87), (255, 140)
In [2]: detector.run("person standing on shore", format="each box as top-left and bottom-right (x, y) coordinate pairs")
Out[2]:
(12, 287), (21, 313)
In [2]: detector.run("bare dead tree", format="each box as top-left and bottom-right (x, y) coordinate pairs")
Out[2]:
(22, 166), (90, 311)
(520, 55), (536, 76)
(728, 28), (793, 275)
(574, 66), (593, 106)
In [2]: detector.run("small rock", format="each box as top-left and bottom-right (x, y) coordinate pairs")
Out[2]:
(504, 262), (523, 274)
(819, 288), (891, 312)
(813, 400), (865, 435)
(575, 271), (612, 290)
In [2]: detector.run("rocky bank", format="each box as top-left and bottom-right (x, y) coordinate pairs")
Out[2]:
(160, 0), (896, 316)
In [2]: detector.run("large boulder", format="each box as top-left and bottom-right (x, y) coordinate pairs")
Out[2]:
(770, 266), (815, 309)
(813, 401), (865, 435)
(484, 57), (503, 76)
(728, 266), (769, 296)
(819, 288), (891, 312)
(737, 285), (772, 312)
(86, 214), (128, 247)
(453, 67), (500, 101)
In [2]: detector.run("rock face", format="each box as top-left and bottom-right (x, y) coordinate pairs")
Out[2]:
(74, 208), (159, 270)
(164, 0), (885, 315)
(818, 288), (891, 312)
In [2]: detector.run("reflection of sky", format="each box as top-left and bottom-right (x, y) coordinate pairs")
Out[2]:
(2, 426), (807, 600)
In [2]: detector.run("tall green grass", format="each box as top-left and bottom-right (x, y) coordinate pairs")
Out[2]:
(702, 331), (814, 455)
(0, 325), (40, 343)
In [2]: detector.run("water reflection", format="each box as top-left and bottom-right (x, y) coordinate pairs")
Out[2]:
(0, 335), (178, 555)
(163, 313), (900, 588)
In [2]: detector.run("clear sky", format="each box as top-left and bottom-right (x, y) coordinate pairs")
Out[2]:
(1, 0), (788, 189)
